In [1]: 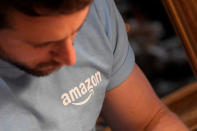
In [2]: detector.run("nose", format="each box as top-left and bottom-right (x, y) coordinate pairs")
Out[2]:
(50, 38), (76, 66)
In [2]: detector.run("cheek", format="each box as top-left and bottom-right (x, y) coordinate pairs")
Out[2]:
(21, 48), (50, 62)
(0, 32), (50, 64)
(8, 43), (50, 64)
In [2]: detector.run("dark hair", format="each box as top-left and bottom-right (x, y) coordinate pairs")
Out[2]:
(0, 0), (93, 28)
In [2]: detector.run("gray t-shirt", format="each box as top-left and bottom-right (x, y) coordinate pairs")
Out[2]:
(0, 0), (135, 130)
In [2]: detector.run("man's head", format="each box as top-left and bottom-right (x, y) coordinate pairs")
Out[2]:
(0, 0), (92, 76)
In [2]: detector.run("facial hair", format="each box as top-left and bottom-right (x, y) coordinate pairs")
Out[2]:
(0, 46), (62, 76)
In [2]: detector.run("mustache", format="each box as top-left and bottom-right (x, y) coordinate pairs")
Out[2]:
(0, 47), (62, 76)
(35, 60), (61, 70)
(7, 59), (62, 76)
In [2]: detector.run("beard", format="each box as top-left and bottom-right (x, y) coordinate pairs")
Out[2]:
(13, 60), (62, 76)
(0, 47), (62, 77)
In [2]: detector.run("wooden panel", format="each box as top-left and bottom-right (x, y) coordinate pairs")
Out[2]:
(162, 82), (197, 130)
(162, 0), (197, 77)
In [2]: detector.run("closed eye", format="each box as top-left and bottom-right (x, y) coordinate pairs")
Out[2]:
(30, 39), (66, 49)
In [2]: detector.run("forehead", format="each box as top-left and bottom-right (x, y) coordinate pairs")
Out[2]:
(6, 6), (90, 43)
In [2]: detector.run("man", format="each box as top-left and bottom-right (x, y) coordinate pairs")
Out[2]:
(0, 0), (188, 130)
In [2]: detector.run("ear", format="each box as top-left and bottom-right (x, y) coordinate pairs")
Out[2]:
(125, 23), (130, 33)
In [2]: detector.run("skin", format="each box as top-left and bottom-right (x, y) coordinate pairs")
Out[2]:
(101, 64), (189, 130)
(0, 5), (188, 131)
(0, 6), (90, 76)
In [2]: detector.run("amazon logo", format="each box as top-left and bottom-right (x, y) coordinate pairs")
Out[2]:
(61, 71), (102, 106)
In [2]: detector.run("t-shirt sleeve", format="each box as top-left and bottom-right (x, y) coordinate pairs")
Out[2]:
(106, 0), (135, 91)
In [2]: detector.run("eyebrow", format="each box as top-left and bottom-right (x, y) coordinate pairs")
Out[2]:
(29, 23), (84, 48)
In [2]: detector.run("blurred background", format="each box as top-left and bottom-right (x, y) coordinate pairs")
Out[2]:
(97, 0), (197, 131)
(97, 0), (197, 130)
(115, 0), (195, 97)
